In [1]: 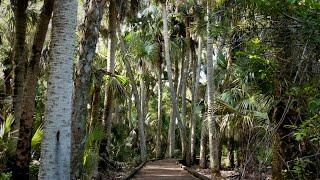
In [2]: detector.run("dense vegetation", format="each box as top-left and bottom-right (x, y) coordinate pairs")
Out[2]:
(0, 0), (319, 179)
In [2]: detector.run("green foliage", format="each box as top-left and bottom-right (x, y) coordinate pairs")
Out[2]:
(82, 126), (104, 179)
(0, 114), (15, 171)
(289, 158), (315, 180)
(103, 75), (128, 103)
(0, 172), (11, 180)
(31, 125), (43, 149)
(235, 37), (278, 94)
(294, 115), (320, 142)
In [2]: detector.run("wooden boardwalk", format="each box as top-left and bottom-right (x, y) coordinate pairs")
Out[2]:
(131, 159), (198, 180)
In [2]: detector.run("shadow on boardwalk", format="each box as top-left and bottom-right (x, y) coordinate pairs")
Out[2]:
(131, 159), (198, 180)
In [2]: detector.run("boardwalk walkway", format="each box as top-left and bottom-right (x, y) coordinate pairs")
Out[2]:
(131, 159), (198, 180)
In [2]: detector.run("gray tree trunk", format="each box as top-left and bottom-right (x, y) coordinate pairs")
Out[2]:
(156, 42), (163, 158)
(38, 0), (77, 179)
(139, 59), (147, 159)
(162, 1), (189, 165)
(99, 0), (117, 164)
(190, 37), (202, 164)
(200, 121), (208, 169)
(103, 0), (117, 150)
(118, 27), (147, 161)
(71, 0), (106, 178)
(206, 1), (221, 177)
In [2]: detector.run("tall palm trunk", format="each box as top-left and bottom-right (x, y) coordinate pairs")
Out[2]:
(156, 42), (163, 159)
(168, 109), (175, 157)
(180, 15), (191, 128)
(168, 55), (178, 158)
(101, 0), (117, 155)
(162, 1), (189, 165)
(11, 0), (28, 141)
(139, 60), (147, 158)
(12, 0), (54, 178)
(89, 71), (104, 133)
(118, 27), (147, 161)
(38, 0), (77, 179)
(191, 37), (202, 164)
(71, 0), (106, 178)
(206, 1), (221, 177)
(200, 121), (208, 169)
(88, 71), (104, 179)
(156, 71), (163, 158)
(89, 85), (101, 131)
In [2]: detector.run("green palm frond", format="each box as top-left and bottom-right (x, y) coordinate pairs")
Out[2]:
(31, 125), (43, 149)
(86, 126), (104, 146)
(3, 114), (13, 136)
(125, 31), (156, 61)
(215, 98), (242, 115)
(104, 75), (128, 103)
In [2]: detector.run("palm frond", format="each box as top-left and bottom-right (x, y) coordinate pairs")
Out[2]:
(31, 125), (43, 149)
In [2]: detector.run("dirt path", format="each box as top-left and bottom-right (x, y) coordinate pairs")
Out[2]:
(131, 159), (198, 180)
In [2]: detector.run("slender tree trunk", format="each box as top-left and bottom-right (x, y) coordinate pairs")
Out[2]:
(139, 60), (147, 159)
(11, 0), (28, 140)
(206, 0), (221, 177)
(71, 0), (106, 178)
(162, 1), (189, 165)
(191, 37), (202, 164)
(156, 41), (163, 158)
(174, 58), (179, 92)
(128, 95), (132, 128)
(180, 14), (191, 128)
(118, 27), (147, 162)
(98, 0), (118, 166)
(89, 85), (101, 132)
(12, 0), (54, 178)
(38, 0), (77, 178)
(156, 53), (163, 158)
(168, 109), (175, 157)
(88, 71), (104, 179)
(169, 54), (178, 157)
(3, 57), (12, 96)
(200, 121), (207, 169)
(180, 25), (191, 166)
(271, 102), (285, 180)
(272, 129), (283, 180)
(89, 71), (104, 133)
(227, 135), (235, 168)
(101, 0), (117, 155)
(163, 2), (176, 159)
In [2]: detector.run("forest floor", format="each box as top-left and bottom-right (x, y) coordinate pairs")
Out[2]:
(131, 159), (197, 180)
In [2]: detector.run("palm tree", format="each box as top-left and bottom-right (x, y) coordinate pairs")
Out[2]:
(156, 40), (163, 159)
(71, 0), (106, 178)
(162, 0), (189, 165)
(38, 0), (77, 179)
(191, 37), (202, 163)
(118, 27), (147, 162)
(13, 0), (54, 178)
(11, 0), (28, 144)
(206, 0), (221, 176)
(199, 120), (208, 169)
(101, 0), (117, 157)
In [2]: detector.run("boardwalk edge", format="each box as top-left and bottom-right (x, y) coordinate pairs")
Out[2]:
(177, 160), (211, 180)
(122, 161), (147, 180)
